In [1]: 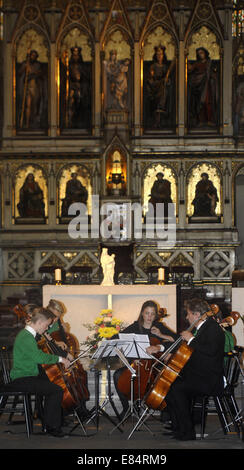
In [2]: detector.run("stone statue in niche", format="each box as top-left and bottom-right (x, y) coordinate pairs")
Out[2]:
(143, 45), (176, 130)
(192, 172), (219, 217)
(17, 173), (45, 218)
(149, 172), (172, 206)
(60, 46), (91, 130)
(146, 172), (173, 220)
(104, 50), (130, 110)
(61, 172), (88, 217)
(100, 248), (115, 286)
(187, 47), (219, 129)
(17, 49), (48, 130)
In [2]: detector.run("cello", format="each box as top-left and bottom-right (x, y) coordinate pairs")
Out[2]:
(47, 324), (90, 402)
(13, 304), (89, 411)
(116, 306), (172, 401)
(144, 304), (220, 411)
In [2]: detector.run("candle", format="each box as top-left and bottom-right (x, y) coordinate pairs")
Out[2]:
(55, 268), (62, 282)
(158, 268), (165, 281)
(107, 294), (112, 310)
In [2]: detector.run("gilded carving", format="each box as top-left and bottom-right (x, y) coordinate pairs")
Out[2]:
(187, 163), (221, 217)
(58, 164), (92, 217)
(59, 29), (92, 131)
(187, 26), (220, 61)
(14, 165), (48, 220)
(143, 163), (177, 215)
(15, 28), (49, 131)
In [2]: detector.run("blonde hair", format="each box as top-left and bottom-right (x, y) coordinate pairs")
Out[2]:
(30, 307), (55, 324)
(47, 299), (65, 314)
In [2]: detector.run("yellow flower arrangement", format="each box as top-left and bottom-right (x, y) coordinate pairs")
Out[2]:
(82, 308), (126, 355)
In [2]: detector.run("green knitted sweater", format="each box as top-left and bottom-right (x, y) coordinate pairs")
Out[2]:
(10, 328), (60, 381)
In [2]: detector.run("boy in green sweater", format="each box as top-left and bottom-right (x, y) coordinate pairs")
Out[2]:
(9, 306), (71, 437)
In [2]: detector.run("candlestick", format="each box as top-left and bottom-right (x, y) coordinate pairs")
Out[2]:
(55, 268), (62, 285)
(108, 294), (112, 310)
(158, 267), (165, 285)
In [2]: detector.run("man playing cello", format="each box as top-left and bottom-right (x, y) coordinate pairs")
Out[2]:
(164, 298), (225, 441)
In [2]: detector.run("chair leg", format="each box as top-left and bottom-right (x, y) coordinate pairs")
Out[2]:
(214, 396), (230, 434)
(0, 395), (8, 416)
(7, 395), (20, 424)
(23, 395), (33, 438)
(222, 396), (241, 436)
(200, 396), (208, 439)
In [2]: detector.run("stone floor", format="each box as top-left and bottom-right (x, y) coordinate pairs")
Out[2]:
(1, 371), (243, 467)
(0, 401), (243, 450)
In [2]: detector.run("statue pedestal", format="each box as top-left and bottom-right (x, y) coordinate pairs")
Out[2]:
(15, 217), (46, 225)
(104, 109), (129, 142)
(58, 215), (91, 225)
(188, 215), (221, 224)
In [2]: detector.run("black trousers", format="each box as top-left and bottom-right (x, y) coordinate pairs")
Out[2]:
(165, 374), (224, 438)
(9, 375), (63, 430)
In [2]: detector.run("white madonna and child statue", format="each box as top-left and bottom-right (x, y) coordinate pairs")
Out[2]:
(100, 248), (115, 286)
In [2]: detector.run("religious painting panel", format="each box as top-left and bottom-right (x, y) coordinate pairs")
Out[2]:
(186, 26), (221, 132)
(14, 164), (48, 223)
(15, 28), (49, 133)
(233, 46), (244, 136)
(142, 26), (176, 133)
(59, 28), (92, 133)
(102, 30), (132, 116)
(143, 163), (177, 217)
(187, 163), (222, 223)
(58, 164), (92, 221)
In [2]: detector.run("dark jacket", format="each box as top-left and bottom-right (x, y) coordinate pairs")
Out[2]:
(182, 317), (225, 394)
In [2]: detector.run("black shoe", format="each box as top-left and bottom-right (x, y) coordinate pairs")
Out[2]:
(45, 427), (69, 438)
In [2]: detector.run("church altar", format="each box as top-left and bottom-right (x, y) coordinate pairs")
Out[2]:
(42, 284), (177, 346)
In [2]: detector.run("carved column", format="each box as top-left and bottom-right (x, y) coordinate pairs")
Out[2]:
(223, 159), (232, 228)
(48, 163), (56, 226)
(178, 161), (186, 228)
(93, 42), (101, 137)
(222, 1), (233, 136)
(2, 42), (13, 139)
(134, 41), (141, 137)
(178, 3), (185, 137)
(3, 163), (11, 229)
(50, 43), (58, 137)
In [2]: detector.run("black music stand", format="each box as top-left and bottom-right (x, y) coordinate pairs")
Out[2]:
(108, 334), (156, 438)
(86, 341), (124, 433)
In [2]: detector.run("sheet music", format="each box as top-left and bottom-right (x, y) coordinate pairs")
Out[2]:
(91, 334), (152, 360)
(118, 333), (152, 359)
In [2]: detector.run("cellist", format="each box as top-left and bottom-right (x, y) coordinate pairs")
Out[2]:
(46, 298), (90, 417)
(45, 298), (71, 354)
(164, 297), (225, 441)
(9, 306), (71, 438)
(113, 300), (177, 420)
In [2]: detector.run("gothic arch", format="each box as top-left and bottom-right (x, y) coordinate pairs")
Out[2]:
(57, 162), (92, 218)
(142, 162), (178, 216)
(13, 163), (48, 220)
(186, 161), (222, 218)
